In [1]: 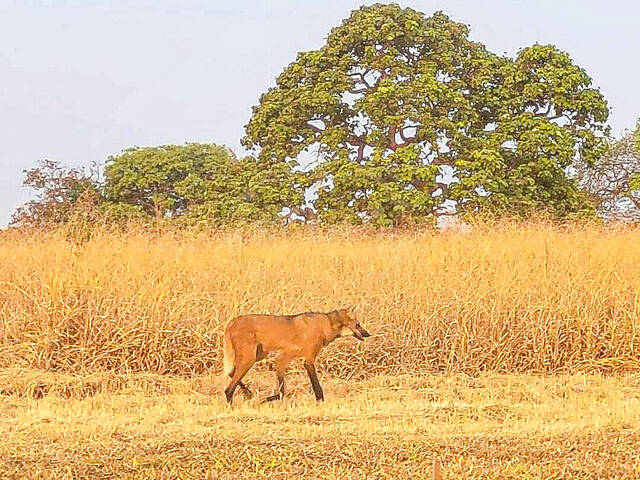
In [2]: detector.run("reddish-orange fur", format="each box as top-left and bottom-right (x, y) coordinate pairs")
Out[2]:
(223, 308), (370, 404)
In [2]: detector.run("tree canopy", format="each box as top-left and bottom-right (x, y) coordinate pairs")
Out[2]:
(10, 160), (102, 227)
(244, 3), (609, 225)
(104, 143), (290, 224)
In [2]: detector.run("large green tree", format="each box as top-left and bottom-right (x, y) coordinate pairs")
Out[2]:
(244, 3), (609, 225)
(104, 143), (290, 224)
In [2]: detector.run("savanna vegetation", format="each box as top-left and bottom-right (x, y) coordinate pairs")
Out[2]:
(4, 3), (640, 479)
(2, 222), (640, 478)
(2, 222), (640, 376)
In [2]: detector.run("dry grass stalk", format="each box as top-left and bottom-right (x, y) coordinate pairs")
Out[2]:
(1, 221), (639, 376)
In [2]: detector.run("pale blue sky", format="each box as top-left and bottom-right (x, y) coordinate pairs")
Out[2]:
(1, 0), (638, 226)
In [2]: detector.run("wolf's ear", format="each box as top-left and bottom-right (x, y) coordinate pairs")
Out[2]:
(328, 310), (344, 328)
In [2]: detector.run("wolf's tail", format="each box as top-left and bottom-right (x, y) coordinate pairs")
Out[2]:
(223, 327), (235, 378)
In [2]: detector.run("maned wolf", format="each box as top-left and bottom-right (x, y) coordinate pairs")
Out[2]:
(223, 308), (370, 404)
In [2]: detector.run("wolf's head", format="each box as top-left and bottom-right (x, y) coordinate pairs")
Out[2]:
(336, 307), (370, 341)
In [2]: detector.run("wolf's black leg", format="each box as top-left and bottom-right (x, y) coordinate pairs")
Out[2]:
(304, 362), (324, 402)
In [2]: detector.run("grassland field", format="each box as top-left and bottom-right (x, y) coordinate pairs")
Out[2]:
(1, 221), (639, 479)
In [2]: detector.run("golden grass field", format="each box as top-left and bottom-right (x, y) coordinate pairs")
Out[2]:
(1, 370), (640, 479)
(1, 222), (640, 478)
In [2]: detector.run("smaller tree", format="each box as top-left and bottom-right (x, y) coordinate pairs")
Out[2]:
(576, 121), (640, 220)
(10, 160), (102, 227)
(104, 143), (291, 224)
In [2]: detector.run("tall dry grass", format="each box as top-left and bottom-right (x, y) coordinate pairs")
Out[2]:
(1, 221), (639, 376)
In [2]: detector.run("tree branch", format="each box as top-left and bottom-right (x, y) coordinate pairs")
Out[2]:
(349, 69), (374, 93)
(431, 182), (450, 197)
(398, 125), (418, 144)
(534, 104), (563, 121)
(536, 104), (552, 116)
(389, 125), (398, 151)
(389, 125), (419, 151)
(349, 69), (372, 83)
(345, 135), (368, 162)
(346, 134), (366, 146)
(356, 143), (365, 163)
(306, 122), (325, 134)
